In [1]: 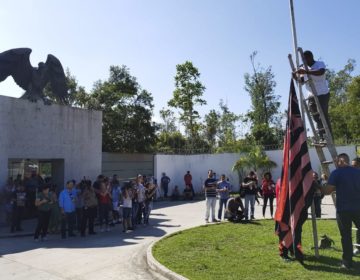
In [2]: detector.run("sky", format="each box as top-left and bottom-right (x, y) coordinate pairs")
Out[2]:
(1, 0), (360, 131)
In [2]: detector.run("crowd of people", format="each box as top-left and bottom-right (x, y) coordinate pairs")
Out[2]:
(2, 173), (160, 240)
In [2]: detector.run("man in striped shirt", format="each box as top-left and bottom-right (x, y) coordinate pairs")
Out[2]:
(204, 170), (218, 223)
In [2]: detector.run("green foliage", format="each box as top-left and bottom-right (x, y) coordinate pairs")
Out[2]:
(156, 131), (186, 153)
(168, 61), (206, 142)
(327, 59), (360, 142)
(153, 220), (359, 280)
(83, 65), (156, 152)
(232, 145), (276, 182)
(243, 52), (282, 146)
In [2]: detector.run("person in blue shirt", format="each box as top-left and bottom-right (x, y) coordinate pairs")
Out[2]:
(322, 153), (360, 269)
(59, 180), (77, 239)
(216, 174), (231, 220)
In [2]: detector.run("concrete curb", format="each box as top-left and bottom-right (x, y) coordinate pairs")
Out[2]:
(147, 233), (189, 280)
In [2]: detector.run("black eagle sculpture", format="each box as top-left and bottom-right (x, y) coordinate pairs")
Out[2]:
(0, 48), (68, 104)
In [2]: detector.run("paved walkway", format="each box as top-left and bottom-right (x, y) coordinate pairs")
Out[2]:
(0, 197), (336, 280)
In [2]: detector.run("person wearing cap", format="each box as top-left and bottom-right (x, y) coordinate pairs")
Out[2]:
(216, 174), (231, 220)
(34, 184), (53, 241)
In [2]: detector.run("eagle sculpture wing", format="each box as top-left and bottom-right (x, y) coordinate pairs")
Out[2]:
(0, 48), (33, 90)
(45, 54), (68, 104)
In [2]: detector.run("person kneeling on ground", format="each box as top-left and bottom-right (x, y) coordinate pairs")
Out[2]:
(171, 186), (180, 201)
(183, 184), (193, 200)
(225, 196), (244, 223)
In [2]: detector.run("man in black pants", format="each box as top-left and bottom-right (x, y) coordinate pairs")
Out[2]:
(351, 157), (360, 256)
(295, 50), (331, 142)
(322, 153), (360, 269)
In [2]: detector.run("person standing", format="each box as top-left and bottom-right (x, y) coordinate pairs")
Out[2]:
(144, 182), (157, 225)
(322, 153), (360, 269)
(59, 181), (77, 239)
(10, 183), (26, 232)
(34, 185), (53, 241)
(261, 172), (276, 218)
(161, 173), (171, 198)
(242, 171), (258, 220)
(204, 170), (218, 223)
(81, 180), (98, 236)
(294, 50), (331, 142)
(184, 171), (195, 196)
(122, 182), (133, 232)
(98, 182), (112, 232)
(217, 174), (231, 220)
(312, 172), (323, 218)
(351, 157), (360, 256)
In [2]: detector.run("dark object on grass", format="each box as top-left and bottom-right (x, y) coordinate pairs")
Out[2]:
(0, 48), (68, 104)
(319, 234), (335, 249)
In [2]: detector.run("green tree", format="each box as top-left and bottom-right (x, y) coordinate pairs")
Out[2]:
(217, 100), (240, 148)
(327, 59), (357, 142)
(168, 61), (206, 145)
(243, 52), (282, 146)
(159, 108), (177, 133)
(232, 145), (277, 182)
(86, 65), (156, 152)
(204, 109), (220, 148)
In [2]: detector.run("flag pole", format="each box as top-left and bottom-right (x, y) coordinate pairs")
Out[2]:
(288, 0), (319, 258)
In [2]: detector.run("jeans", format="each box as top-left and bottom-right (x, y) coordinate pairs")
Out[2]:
(218, 198), (228, 220)
(263, 195), (274, 217)
(336, 210), (360, 266)
(308, 93), (331, 139)
(61, 212), (76, 238)
(81, 206), (97, 235)
(244, 195), (255, 219)
(132, 202), (139, 227)
(205, 197), (217, 221)
(34, 210), (51, 239)
(313, 196), (322, 218)
(144, 201), (153, 224)
(99, 203), (110, 228)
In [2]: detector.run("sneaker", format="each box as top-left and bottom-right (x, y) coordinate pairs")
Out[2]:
(250, 215), (255, 220)
(340, 262), (353, 270)
(212, 219), (219, 223)
(205, 219), (210, 223)
(353, 248), (360, 256)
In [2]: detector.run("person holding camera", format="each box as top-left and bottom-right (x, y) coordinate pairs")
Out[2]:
(34, 184), (53, 241)
(204, 169), (218, 223)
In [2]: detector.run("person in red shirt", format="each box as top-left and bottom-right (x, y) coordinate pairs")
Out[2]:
(184, 171), (195, 197)
(261, 172), (276, 218)
(98, 182), (112, 232)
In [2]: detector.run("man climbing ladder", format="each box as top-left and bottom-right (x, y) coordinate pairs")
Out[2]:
(293, 50), (332, 142)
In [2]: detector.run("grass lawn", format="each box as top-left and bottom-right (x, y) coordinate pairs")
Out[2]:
(153, 220), (360, 280)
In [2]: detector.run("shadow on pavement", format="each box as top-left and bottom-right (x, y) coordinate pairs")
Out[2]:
(0, 215), (176, 256)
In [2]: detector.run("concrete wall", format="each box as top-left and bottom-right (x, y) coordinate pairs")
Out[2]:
(0, 95), (102, 188)
(102, 153), (154, 180)
(154, 145), (357, 195)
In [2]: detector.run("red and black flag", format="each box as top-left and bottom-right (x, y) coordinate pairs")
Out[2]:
(275, 80), (315, 261)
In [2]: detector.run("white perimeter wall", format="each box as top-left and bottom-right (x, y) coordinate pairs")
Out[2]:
(154, 145), (356, 194)
(0, 95), (102, 188)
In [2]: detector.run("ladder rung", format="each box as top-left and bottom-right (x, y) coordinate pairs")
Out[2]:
(321, 160), (334, 165)
(311, 112), (320, 116)
(354, 244), (360, 247)
(313, 143), (327, 147)
(352, 228), (358, 231)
